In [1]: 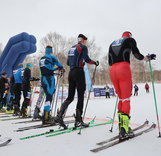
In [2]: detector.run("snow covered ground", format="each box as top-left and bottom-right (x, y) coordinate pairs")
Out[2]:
(0, 83), (161, 156)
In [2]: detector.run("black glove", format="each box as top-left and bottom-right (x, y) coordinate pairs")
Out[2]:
(146, 54), (156, 60)
(94, 61), (99, 66)
(60, 68), (65, 77)
(30, 77), (40, 81)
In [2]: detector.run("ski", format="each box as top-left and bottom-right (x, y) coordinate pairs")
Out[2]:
(96, 120), (149, 145)
(19, 118), (96, 140)
(13, 115), (73, 124)
(46, 119), (113, 138)
(0, 137), (12, 147)
(0, 115), (12, 118)
(90, 123), (156, 153)
(15, 119), (75, 132)
(13, 119), (41, 124)
(1, 116), (32, 121)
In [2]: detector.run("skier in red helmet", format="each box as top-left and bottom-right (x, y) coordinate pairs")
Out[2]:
(108, 31), (156, 140)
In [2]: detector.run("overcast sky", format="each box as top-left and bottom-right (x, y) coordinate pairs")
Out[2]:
(0, 0), (161, 69)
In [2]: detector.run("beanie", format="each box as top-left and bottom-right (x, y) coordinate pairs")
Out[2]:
(45, 45), (53, 54)
(78, 34), (88, 40)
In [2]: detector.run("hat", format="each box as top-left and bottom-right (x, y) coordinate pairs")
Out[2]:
(17, 63), (23, 69)
(26, 63), (32, 68)
(78, 34), (88, 40)
(122, 31), (132, 38)
(45, 45), (53, 54)
(2, 72), (7, 76)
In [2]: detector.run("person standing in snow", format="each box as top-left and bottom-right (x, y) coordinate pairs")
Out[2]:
(54, 34), (99, 129)
(105, 85), (110, 98)
(133, 84), (139, 96)
(13, 64), (23, 116)
(33, 85), (45, 120)
(20, 63), (32, 117)
(39, 45), (64, 125)
(145, 83), (150, 93)
(108, 31), (156, 140)
(0, 72), (8, 111)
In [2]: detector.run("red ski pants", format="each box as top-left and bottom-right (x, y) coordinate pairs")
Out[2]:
(110, 62), (132, 115)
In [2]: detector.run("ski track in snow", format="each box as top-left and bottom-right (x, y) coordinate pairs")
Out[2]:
(0, 83), (161, 156)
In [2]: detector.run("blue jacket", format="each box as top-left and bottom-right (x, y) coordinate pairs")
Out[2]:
(40, 54), (63, 76)
(14, 69), (23, 84)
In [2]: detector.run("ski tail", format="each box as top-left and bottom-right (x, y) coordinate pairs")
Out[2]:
(96, 120), (149, 145)
(90, 123), (156, 153)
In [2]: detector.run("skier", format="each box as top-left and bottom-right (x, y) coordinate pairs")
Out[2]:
(145, 83), (150, 93)
(12, 64), (23, 116)
(108, 31), (156, 140)
(54, 34), (99, 129)
(105, 85), (110, 98)
(133, 84), (139, 96)
(20, 63), (32, 117)
(39, 45), (64, 125)
(33, 86), (44, 120)
(0, 72), (8, 112)
(6, 75), (15, 113)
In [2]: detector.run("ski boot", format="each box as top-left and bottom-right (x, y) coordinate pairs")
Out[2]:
(6, 103), (14, 114)
(74, 109), (89, 129)
(13, 105), (20, 116)
(54, 100), (71, 129)
(119, 113), (134, 141)
(42, 110), (55, 125)
(33, 106), (42, 120)
(0, 107), (6, 113)
(20, 107), (28, 118)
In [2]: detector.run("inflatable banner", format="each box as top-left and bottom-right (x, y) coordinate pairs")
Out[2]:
(0, 32), (36, 77)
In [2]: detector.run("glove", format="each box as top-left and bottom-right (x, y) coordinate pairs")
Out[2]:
(30, 77), (40, 81)
(60, 68), (65, 77)
(94, 61), (99, 66)
(146, 54), (156, 60)
(57, 67), (63, 70)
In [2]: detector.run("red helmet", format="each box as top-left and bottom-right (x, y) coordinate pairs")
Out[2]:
(122, 31), (132, 38)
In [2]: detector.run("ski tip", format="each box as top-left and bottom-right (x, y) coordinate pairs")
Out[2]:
(90, 149), (97, 153)
(152, 123), (157, 128)
(145, 120), (149, 124)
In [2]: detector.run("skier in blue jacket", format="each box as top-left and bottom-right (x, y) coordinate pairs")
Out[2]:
(39, 45), (64, 124)
(13, 64), (23, 116)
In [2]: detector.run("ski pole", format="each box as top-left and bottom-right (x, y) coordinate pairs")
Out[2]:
(148, 59), (161, 137)
(53, 75), (61, 117)
(109, 96), (118, 132)
(78, 66), (97, 135)
(50, 73), (60, 114)
(27, 81), (36, 117)
(61, 72), (64, 105)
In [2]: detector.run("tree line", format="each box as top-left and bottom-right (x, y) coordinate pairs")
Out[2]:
(0, 32), (161, 85)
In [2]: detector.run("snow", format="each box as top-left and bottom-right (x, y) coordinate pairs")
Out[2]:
(0, 83), (161, 156)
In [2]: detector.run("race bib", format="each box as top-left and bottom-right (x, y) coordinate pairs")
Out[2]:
(40, 58), (46, 67)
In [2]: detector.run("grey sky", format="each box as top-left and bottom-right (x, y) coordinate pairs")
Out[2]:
(0, 0), (161, 69)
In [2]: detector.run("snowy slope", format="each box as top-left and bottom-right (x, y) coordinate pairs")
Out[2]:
(0, 83), (161, 156)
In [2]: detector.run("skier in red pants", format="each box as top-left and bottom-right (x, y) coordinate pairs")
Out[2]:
(108, 31), (156, 140)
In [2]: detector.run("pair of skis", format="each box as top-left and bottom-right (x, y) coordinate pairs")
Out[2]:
(90, 120), (156, 152)
(15, 119), (75, 132)
(12, 115), (73, 124)
(19, 119), (113, 140)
